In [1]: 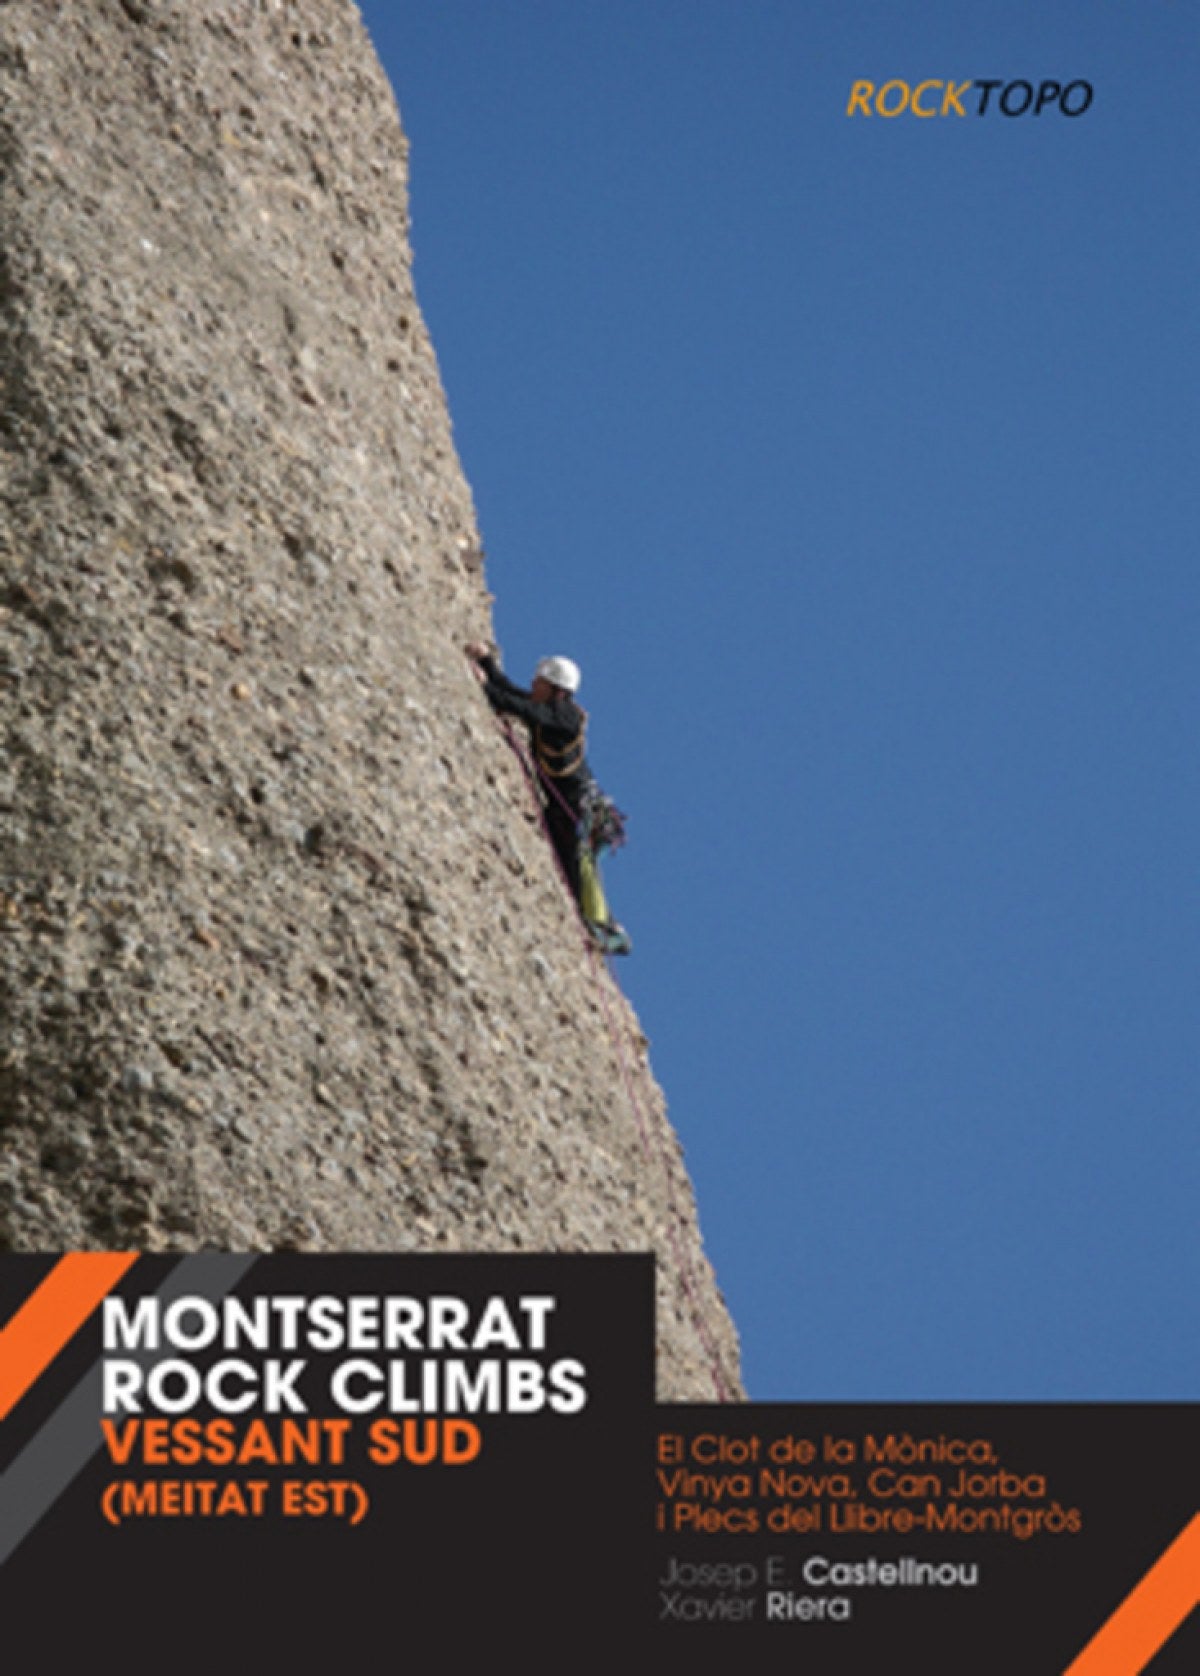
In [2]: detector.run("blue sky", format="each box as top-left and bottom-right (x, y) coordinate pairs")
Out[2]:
(356, 1), (1197, 1400)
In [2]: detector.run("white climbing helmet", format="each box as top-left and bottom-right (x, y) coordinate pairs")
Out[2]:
(535, 655), (581, 693)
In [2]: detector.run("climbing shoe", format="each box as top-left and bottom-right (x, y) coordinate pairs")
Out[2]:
(587, 919), (632, 956)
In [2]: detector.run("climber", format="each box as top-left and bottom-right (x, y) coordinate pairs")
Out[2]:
(465, 641), (630, 955)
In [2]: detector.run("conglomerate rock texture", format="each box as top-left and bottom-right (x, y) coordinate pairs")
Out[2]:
(0, 0), (741, 1399)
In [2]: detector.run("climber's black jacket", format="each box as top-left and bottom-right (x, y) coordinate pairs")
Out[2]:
(480, 655), (591, 814)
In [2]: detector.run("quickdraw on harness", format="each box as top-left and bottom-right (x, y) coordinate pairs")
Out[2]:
(581, 784), (628, 859)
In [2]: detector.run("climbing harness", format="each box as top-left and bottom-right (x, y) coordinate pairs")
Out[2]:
(534, 719), (588, 784)
(493, 711), (735, 1402)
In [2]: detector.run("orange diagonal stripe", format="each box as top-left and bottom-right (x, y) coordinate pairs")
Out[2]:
(0, 1252), (139, 1423)
(1063, 1513), (1200, 1676)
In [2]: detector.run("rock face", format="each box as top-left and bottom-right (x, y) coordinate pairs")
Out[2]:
(0, 0), (741, 1399)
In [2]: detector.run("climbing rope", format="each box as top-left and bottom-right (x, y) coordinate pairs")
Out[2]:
(494, 713), (736, 1402)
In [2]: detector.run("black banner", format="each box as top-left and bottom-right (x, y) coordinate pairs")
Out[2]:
(0, 1253), (1195, 1670)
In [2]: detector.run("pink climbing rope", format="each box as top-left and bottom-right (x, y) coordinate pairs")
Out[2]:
(494, 712), (736, 1402)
